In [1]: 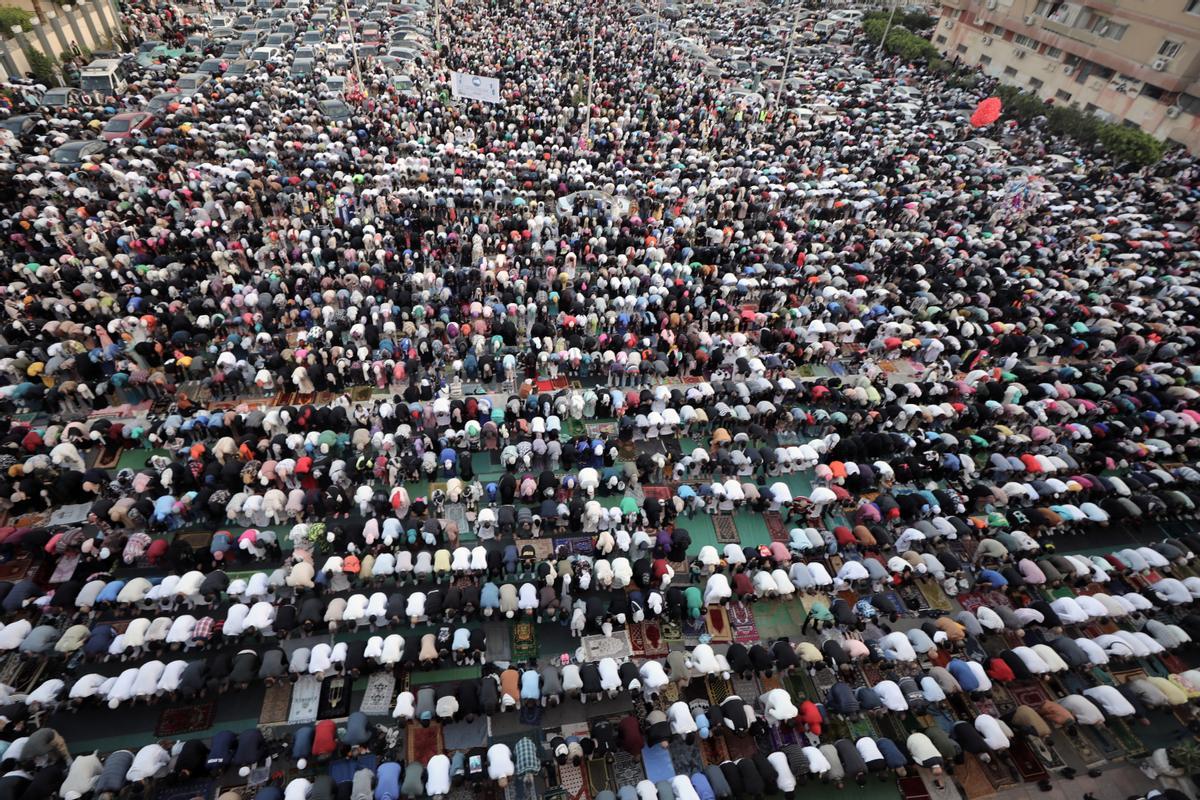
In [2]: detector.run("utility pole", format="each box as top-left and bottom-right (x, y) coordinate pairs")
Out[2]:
(773, 6), (798, 117)
(877, 0), (898, 56)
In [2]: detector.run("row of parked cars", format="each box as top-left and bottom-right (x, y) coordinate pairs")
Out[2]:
(0, 0), (434, 164)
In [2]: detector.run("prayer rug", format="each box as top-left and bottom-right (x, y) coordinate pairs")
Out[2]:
(1109, 718), (1149, 758)
(1009, 738), (1050, 783)
(898, 776), (932, 800)
(731, 675), (762, 707)
(407, 722), (444, 765)
(682, 616), (708, 642)
(668, 738), (705, 775)
(155, 701), (216, 737)
(511, 621), (539, 662)
(763, 511), (787, 542)
(642, 745), (674, 783)
(580, 631), (632, 661)
(288, 676), (321, 724)
(660, 618), (683, 644)
(699, 733), (730, 766)
(1026, 734), (1066, 770)
(557, 758), (589, 800)
(728, 601), (760, 644)
(713, 514), (739, 544)
(259, 681), (293, 724)
(553, 537), (594, 556)
(978, 752), (1018, 790)
(915, 578), (955, 611)
(444, 502), (471, 538)
(611, 747), (644, 787)
(706, 605), (733, 643)
(705, 674), (732, 705)
(443, 719), (488, 751)
(318, 674), (352, 719)
(628, 622), (669, 658)
(642, 485), (671, 501)
(48, 552), (79, 584)
(724, 733), (759, 760)
(955, 753), (1003, 796)
(359, 672), (396, 715)
(155, 779), (215, 800)
(585, 757), (613, 794)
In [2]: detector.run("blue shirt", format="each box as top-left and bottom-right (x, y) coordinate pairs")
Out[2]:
(948, 659), (980, 693)
(977, 568), (1008, 588)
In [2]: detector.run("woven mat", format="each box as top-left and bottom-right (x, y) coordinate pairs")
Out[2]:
(713, 514), (739, 544)
(699, 734), (729, 766)
(915, 577), (955, 611)
(611, 747), (644, 787)
(706, 605), (733, 643)
(288, 675), (321, 724)
(155, 701), (216, 737)
(259, 681), (293, 725)
(763, 512), (787, 542)
(360, 672), (396, 715)
(1010, 738), (1050, 783)
(628, 622), (669, 658)
(406, 722), (444, 764)
(957, 755), (997, 798)
(727, 600), (759, 644)
(512, 621), (538, 662)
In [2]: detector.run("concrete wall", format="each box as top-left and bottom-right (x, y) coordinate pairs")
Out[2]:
(0, 0), (123, 82)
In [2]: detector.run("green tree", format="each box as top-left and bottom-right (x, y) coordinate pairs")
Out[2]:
(0, 6), (33, 32)
(24, 47), (58, 86)
(1097, 123), (1166, 168)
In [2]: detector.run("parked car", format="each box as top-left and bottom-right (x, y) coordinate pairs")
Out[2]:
(101, 112), (154, 141)
(50, 139), (107, 166)
(42, 87), (85, 108)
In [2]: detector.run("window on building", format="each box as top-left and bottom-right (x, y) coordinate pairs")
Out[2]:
(1102, 23), (1128, 40)
(1044, 46), (1062, 59)
(936, 34), (947, 44)
(1033, 0), (1060, 16)
(1140, 83), (1166, 100)
(1094, 65), (1115, 80)
(979, 54), (993, 65)
(1159, 39), (1183, 59)
(1084, 103), (1099, 114)
(1074, 8), (1097, 28)
(1013, 33), (1038, 48)
(1028, 77), (1044, 90)
(956, 43), (967, 53)
(991, 24), (1005, 35)
(1180, 94), (1200, 114)
(1188, 0), (1200, 15)
(1055, 89), (1072, 101)
(1003, 66), (1019, 77)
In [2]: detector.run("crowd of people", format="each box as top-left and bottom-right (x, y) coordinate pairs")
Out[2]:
(0, 0), (1198, 796)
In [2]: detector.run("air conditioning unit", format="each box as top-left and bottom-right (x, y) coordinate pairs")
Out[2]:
(1062, 64), (1075, 74)
(981, 34), (993, 44)
(1014, 48), (1027, 58)
(944, 18), (954, 28)
(1153, 58), (1168, 71)
(1023, 14), (1036, 25)
(986, 0), (997, 9)
(1166, 105), (1183, 118)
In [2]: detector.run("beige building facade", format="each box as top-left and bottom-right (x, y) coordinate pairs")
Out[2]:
(932, 0), (1200, 153)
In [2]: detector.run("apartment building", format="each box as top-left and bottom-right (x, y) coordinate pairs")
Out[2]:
(932, 0), (1200, 153)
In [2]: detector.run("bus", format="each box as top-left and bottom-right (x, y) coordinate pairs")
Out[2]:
(79, 58), (129, 99)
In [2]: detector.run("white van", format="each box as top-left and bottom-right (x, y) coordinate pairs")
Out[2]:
(813, 19), (839, 36)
